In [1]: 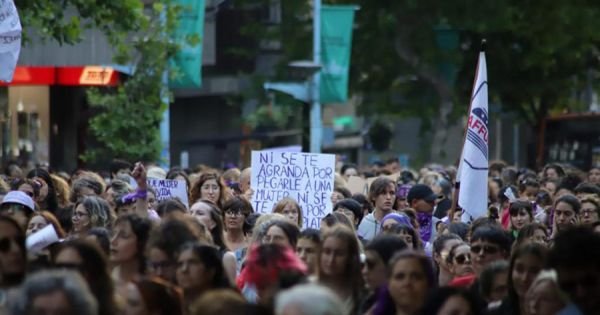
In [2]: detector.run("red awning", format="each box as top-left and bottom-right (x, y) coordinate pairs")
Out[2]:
(0, 66), (121, 86)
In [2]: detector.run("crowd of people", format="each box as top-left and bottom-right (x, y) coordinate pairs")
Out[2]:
(0, 158), (599, 315)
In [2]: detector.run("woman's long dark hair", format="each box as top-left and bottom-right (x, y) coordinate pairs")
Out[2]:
(198, 199), (229, 252)
(54, 240), (116, 315)
(318, 225), (364, 314)
(27, 168), (60, 213)
(114, 214), (152, 273)
(178, 242), (230, 291)
(500, 243), (547, 315)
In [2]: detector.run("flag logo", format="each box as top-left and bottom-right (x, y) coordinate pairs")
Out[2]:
(466, 107), (489, 160)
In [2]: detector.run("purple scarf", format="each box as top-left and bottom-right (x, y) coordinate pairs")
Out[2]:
(417, 212), (433, 243)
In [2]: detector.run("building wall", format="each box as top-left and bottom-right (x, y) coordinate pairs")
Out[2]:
(170, 96), (242, 169)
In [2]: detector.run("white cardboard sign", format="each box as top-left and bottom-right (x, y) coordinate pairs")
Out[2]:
(251, 150), (335, 229)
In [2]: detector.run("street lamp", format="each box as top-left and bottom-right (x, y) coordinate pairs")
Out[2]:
(263, 60), (322, 153)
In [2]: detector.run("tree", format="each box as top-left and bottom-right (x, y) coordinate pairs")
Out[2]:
(337, 0), (600, 166)
(83, 2), (186, 163)
(18, 0), (144, 46)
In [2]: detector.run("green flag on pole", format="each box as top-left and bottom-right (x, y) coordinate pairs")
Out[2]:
(320, 5), (357, 104)
(169, 0), (205, 88)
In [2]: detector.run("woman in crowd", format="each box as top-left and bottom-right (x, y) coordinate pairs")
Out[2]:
(261, 219), (300, 249)
(25, 210), (66, 238)
(189, 199), (237, 283)
(11, 178), (40, 201)
(508, 201), (533, 238)
(525, 270), (568, 315)
(432, 233), (462, 286)
(86, 227), (111, 256)
(110, 213), (152, 284)
(419, 287), (484, 315)
(479, 260), (509, 309)
(373, 250), (436, 315)
(50, 173), (71, 209)
(27, 168), (60, 214)
(239, 243), (307, 307)
(351, 193), (373, 218)
(190, 172), (228, 209)
(176, 242), (231, 313)
(321, 212), (355, 235)
(579, 196), (599, 226)
(318, 225), (363, 315)
(361, 235), (407, 314)
(124, 276), (184, 315)
(514, 223), (547, 248)
(71, 195), (113, 238)
(272, 197), (303, 228)
(518, 178), (540, 202)
(490, 243), (547, 315)
(53, 240), (117, 315)
(296, 228), (320, 276)
(221, 196), (253, 252)
(552, 194), (581, 236)
(70, 173), (105, 203)
(385, 223), (422, 250)
(333, 198), (364, 229)
(446, 242), (474, 282)
(0, 216), (27, 289)
(147, 216), (211, 284)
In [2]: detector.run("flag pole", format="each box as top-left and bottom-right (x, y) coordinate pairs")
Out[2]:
(449, 39), (487, 222)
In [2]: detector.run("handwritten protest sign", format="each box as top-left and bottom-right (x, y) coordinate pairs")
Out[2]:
(0, 0), (21, 82)
(147, 178), (189, 208)
(251, 150), (335, 229)
(346, 176), (367, 195)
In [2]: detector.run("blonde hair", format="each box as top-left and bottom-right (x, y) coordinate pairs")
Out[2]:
(51, 174), (71, 208)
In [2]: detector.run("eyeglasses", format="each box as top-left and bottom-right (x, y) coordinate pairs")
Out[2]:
(454, 253), (471, 265)
(471, 244), (500, 256)
(225, 210), (243, 217)
(0, 236), (24, 253)
(580, 209), (597, 216)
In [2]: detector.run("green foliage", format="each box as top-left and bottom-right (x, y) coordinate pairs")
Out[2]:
(82, 2), (182, 163)
(18, 0), (145, 45)
(337, 0), (600, 128)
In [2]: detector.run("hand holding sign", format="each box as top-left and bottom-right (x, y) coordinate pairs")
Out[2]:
(0, 0), (21, 82)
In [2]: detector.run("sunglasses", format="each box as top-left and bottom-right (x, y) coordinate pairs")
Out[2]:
(0, 236), (24, 253)
(0, 204), (27, 213)
(471, 244), (500, 256)
(454, 253), (471, 265)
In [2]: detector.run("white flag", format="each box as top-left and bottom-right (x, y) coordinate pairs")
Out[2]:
(0, 0), (21, 82)
(457, 51), (489, 222)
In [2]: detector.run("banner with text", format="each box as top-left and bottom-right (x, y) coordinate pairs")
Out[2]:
(251, 151), (335, 229)
(320, 5), (357, 103)
(147, 179), (189, 208)
(169, 0), (205, 88)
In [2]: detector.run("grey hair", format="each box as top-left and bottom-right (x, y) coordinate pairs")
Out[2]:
(76, 195), (113, 229)
(10, 270), (98, 315)
(275, 284), (345, 315)
(528, 269), (570, 303)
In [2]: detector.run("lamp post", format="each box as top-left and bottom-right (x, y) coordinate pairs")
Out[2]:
(263, 0), (323, 153)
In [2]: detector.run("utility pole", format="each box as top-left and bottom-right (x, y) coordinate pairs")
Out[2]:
(310, 0), (322, 153)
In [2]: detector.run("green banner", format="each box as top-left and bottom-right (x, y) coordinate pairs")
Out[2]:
(320, 5), (357, 104)
(169, 0), (205, 88)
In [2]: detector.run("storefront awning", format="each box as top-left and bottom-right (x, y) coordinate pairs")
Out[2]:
(1, 66), (121, 86)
